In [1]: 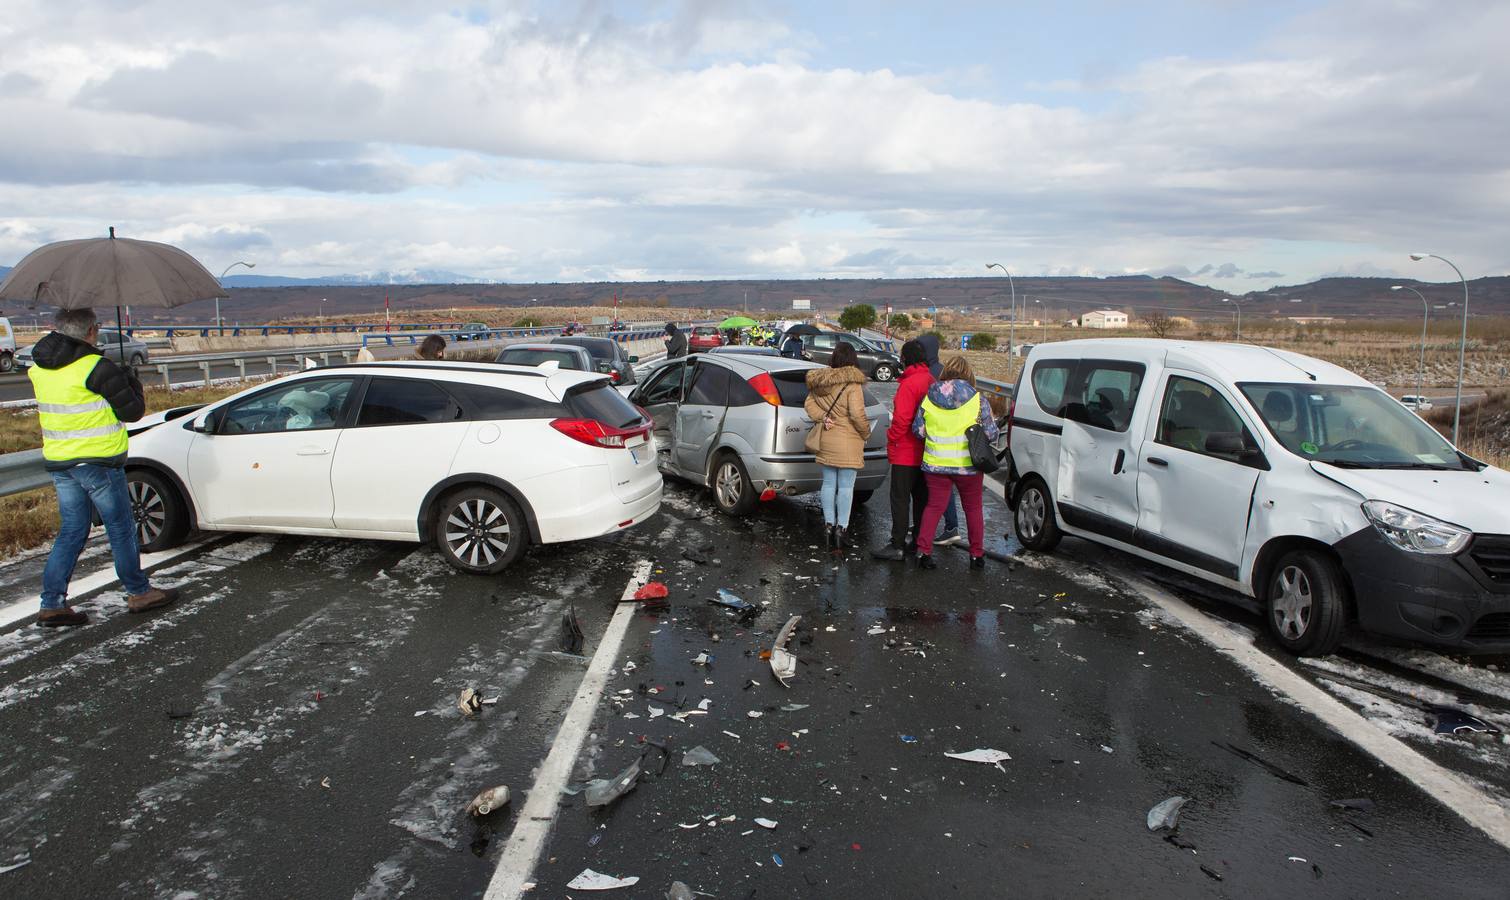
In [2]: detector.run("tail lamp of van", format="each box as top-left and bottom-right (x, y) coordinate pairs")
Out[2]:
(747, 372), (781, 406)
(550, 418), (649, 449)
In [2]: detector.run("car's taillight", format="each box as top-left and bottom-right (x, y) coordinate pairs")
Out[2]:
(610, 369), (622, 383)
(748, 372), (780, 406)
(550, 418), (648, 449)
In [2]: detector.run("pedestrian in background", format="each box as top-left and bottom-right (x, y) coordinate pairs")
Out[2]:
(912, 355), (998, 569)
(805, 341), (870, 553)
(872, 339), (932, 560)
(780, 330), (805, 359)
(28, 308), (179, 626)
(914, 332), (963, 546)
(416, 334), (446, 360)
(664, 322), (688, 359)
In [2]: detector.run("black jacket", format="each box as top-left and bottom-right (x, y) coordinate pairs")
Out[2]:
(31, 331), (146, 469)
(664, 326), (688, 359)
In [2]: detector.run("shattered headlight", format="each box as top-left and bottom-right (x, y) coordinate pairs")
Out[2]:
(1362, 500), (1471, 555)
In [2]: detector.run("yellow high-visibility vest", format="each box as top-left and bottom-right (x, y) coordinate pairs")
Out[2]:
(921, 393), (982, 470)
(29, 355), (128, 462)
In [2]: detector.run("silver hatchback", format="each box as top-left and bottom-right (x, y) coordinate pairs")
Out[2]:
(626, 354), (890, 515)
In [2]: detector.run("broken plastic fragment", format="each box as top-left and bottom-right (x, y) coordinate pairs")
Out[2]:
(1147, 796), (1190, 831)
(711, 589), (753, 611)
(585, 760), (642, 808)
(649, 707), (666, 719)
(781, 704), (809, 712)
(944, 748), (1012, 772)
(899, 735), (919, 743)
(666, 882), (695, 900)
(698, 698), (712, 711)
(633, 582), (669, 601)
(754, 817), (778, 829)
(0, 858), (31, 875)
(560, 606), (585, 653)
(567, 869), (640, 891)
(1328, 798), (1375, 812)
(692, 652), (711, 666)
(747, 710), (764, 719)
(466, 785), (512, 816)
(682, 746), (721, 767)
(458, 687), (483, 718)
(770, 615), (802, 686)
(1431, 705), (1500, 735)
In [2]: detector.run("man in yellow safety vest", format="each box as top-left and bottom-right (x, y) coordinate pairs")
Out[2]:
(28, 308), (179, 627)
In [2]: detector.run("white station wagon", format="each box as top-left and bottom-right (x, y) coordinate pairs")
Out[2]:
(123, 361), (662, 574)
(1006, 339), (1510, 656)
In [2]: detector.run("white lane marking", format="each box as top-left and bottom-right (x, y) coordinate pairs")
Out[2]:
(0, 535), (226, 629)
(483, 559), (652, 900)
(1124, 572), (1510, 851)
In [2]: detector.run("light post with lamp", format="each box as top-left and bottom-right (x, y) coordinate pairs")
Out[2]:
(1390, 285), (1430, 412)
(1221, 296), (1246, 340)
(985, 263), (1017, 357)
(1409, 253), (1470, 444)
(217, 261), (254, 336)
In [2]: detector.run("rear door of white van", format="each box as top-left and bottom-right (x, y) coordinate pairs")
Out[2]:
(1055, 356), (1151, 543)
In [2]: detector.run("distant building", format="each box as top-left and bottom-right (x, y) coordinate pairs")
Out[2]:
(1079, 310), (1129, 329)
(792, 298), (813, 311)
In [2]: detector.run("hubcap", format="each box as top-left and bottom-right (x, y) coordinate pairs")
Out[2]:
(128, 480), (165, 546)
(716, 462), (743, 508)
(876, 366), (893, 382)
(1272, 565), (1313, 640)
(444, 498), (511, 568)
(1018, 488), (1045, 540)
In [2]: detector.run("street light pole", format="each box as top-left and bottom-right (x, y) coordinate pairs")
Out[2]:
(1409, 253), (1470, 444)
(1221, 297), (1245, 340)
(1034, 298), (1045, 342)
(217, 261), (255, 336)
(1390, 285), (1430, 411)
(986, 263), (1016, 356)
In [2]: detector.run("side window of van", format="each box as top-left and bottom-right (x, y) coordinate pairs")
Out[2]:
(1157, 376), (1250, 458)
(1030, 361), (1075, 417)
(1071, 362), (1144, 432)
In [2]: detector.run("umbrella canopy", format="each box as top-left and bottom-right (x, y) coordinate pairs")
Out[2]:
(782, 322), (822, 337)
(0, 228), (224, 310)
(718, 315), (759, 330)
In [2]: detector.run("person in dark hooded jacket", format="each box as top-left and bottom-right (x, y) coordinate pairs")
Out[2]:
(912, 332), (962, 544)
(664, 322), (688, 359)
(28, 308), (178, 626)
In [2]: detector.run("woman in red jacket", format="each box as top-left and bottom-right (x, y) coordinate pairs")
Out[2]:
(871, 339), (933, 560)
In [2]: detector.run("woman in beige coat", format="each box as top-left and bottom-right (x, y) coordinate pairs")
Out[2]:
(805, 342), (870, 551)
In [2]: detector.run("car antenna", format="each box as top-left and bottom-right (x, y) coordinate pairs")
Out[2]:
(1259, 346), (1317, 381)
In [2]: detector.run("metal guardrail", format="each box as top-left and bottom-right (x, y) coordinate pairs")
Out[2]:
(139, 322), (465, 338)
(0, 449), (49, 499)
(358, 323), (702, 348)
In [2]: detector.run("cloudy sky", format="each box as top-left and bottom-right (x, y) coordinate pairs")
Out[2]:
(1, 0), (1506, 293)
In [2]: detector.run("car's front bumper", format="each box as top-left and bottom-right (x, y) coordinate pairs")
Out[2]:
(1334, 527), (1510, 651)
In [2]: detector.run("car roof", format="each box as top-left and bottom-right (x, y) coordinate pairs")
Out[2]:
(310, 360), (607, 397)
(1028, 338), (1370, 387)
(552, 335), (614, 350)
(498, 343), (588, 354)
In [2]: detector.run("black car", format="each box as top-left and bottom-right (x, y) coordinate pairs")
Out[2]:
(802, 332), (903, 382)
(551, 336), (639, 385)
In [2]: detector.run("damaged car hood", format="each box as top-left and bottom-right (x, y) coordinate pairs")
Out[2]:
(1311, 462), (1510, 533)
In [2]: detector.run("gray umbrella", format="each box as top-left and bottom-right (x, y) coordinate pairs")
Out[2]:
(0, 227), (225, 364)
(783, 323), (822, 337)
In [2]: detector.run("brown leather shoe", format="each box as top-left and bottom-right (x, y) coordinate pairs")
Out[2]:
(127, 587), (180, 614)
(38, 607), (89, 627)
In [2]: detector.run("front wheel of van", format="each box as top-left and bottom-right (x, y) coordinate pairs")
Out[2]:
(1013, 477), (1061, 552)
(1266, 550), (1347, 656)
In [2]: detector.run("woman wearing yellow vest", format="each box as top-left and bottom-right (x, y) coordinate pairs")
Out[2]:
(911, 355), (999, 569)
(804, 341), (870, 552)
(28, 309), (178, 626)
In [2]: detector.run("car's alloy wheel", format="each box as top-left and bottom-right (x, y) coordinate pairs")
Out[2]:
(1012, 478), (1061, 552)
(1271, 566), (1312, 640)
(0, 352), (12, 373)
(873, 364), (895, 382)
(712, 454), (756, 515)
(126, 470), (189, 552)
(1018, 490), (1045, 541)
(1265, 549), (1347, 656)
(437, 487), (526, 575)
(130, 353), (146, 367)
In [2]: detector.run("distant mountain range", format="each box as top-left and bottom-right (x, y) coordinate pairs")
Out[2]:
(221, 269), (494, 288)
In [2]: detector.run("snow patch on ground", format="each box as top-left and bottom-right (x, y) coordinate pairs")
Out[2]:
(1344, 644), (1510, 705)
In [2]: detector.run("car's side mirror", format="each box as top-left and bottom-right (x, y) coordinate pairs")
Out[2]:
(628, 355), (639, 363)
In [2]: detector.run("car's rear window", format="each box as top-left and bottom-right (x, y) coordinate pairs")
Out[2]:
(497, 349), (585, 369)
(693, 327), (720, 336)
(556, 338), (613, 359)
(450, 382), (563, 420)
(770, 370), (877, 407)
(567, 381), (644, 428)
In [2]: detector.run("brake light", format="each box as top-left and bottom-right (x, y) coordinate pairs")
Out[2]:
(610, 369), (622, 383)
(550, 417), (649, 449)
(748, 372), (780, 406)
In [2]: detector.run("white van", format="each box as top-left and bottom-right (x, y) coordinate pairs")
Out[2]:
(0, 317), (15, 372)
(1005, 339), (1510, 656)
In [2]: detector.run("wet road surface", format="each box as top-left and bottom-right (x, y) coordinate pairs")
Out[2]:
(1, 468), (1508, 897)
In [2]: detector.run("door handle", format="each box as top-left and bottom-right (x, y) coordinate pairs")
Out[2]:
(700, 410), (716, 419)
(1147, 456), (1169, 467)
(1113, 449), (1125, 474)
(296, 447), (331, 456)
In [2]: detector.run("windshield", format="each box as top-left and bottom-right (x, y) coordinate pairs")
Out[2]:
(1239, 382), (1467, 470)
(497, 349), (585, 369)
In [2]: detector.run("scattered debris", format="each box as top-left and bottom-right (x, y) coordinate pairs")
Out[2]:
(781, 704), (809, 712)
(1430, 706), (1501, 735)
(622, 661), (637, 673)
(1199, 864), (1222, 881)
(682, 746), (721, 767)
(1212, 742), (1308, 786)
(666, 882), (696, 900)
(682, 548), (711, 565)
(567, 869), (640, 891)
(466, 785), (511, 816)
(1328, 798), (1375, 812)
(770, 615), (802, 687)
(1287, 856), (1307, 863)
(585, 760), (642, 808)
(632, 582), (669, 601)
(944, 748), (1012, 772)
(755, 817), (778, 829)
(711, 589), (754, 611)
(458, 687), (483, 718)
(0, 858), (31, 875)
(649, 707), (666, 719)
(772, 853), (784, 867)
(867, 625), (888, 636)
(899, 735), (919, 743)
(1146, 796), (1189, 831)
(320, 776), (332, 789)
(747, 711), (764, 719)
(165, 700), (198, 719)
(560, 606), (585, 653)
(1100, 745), (1114, 754)
(692, 652), (712, 666)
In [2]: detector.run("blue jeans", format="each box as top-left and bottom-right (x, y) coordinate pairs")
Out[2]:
(41, 464), (150, 610)
(942, 487), (959, 531)
(820, 466), (857, 527)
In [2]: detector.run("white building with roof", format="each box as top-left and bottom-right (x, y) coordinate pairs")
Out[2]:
(1079, 310), (1129, 329)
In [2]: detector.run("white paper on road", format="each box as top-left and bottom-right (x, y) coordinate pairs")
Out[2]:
(944, 749), (1012, 767)
(566, 869), (640, 890)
